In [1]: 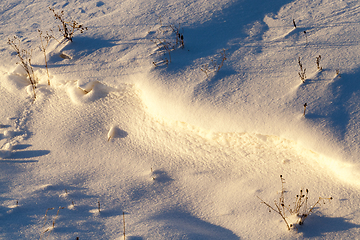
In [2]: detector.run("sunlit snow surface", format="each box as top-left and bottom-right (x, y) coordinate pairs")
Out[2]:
(1, 0), (360, 239)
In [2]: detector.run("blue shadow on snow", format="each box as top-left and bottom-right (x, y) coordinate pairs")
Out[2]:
(5, 150), (50, 159)
(151, 209), (240, 240)
(157, 0), (296, 97)
(47, 36), (117, 64)
(305, 68), (360, 140)
(298, 214), (360, 238)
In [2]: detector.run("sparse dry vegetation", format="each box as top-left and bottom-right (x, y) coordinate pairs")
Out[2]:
(303, 103), (307, 116)
(257, 175), (332, 230)
(7, 36), (37, 100)
(6, 7), (89, 100)
(316, 55), (322, 71)
(49, 7), (88, 42)
(298, 57), (306, 83)
(150, 18), (185, 67)
(336, 69), (341, 77)
(201, 49), (228, 77)
(151, 38), (173, 64)
(39, 207), (54, 240)
(38, 29), (53, 85)
(39, 206), (65, 239)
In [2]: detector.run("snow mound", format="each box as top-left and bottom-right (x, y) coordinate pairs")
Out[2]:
(107, 126), (128, 141)
(0, 142), (12, 159)
(66, 80), (115, 104)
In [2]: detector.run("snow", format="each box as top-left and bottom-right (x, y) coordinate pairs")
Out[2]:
(1, 0), (360, 239)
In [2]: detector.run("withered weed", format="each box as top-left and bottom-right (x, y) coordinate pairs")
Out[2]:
(49, 7), (87, 42)
(7, 36), (37, 100)
(257, 175), (332, 230)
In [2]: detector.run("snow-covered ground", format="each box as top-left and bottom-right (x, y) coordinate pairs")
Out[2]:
(1, 0), (360, 239)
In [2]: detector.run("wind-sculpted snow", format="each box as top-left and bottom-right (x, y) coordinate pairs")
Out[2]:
(65, 80), (116, 104)
(1, 0), (360, 239)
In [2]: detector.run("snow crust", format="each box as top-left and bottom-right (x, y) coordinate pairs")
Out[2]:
(1, 0), (360, 239)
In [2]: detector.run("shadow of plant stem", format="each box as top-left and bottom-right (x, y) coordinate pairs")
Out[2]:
(151, 38), (172, 63)
(151, 18), (185, 67)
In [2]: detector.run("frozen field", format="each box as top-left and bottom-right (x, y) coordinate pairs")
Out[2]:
(1, 0), (360, 239)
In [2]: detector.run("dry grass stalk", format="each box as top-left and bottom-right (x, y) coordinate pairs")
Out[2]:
(169, 23), (184, 49)
(258, 175), (332, 230)
(151, 18), (185, 67)
(52, 207), (65, 228)
(298, 57), (306, 83)
(49, 7), (87, 42)
(151, 38), (172, 63)
(7, 36), (37, 100)
(200, 63), (211, 78)
(46, 206), (65, 239)
(40, 206), (65, 239)
(200, 49), (228, 77)
(316, 55), (322, 71)
(38, 29), (53, 85)
(39, 208), (54, 240)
